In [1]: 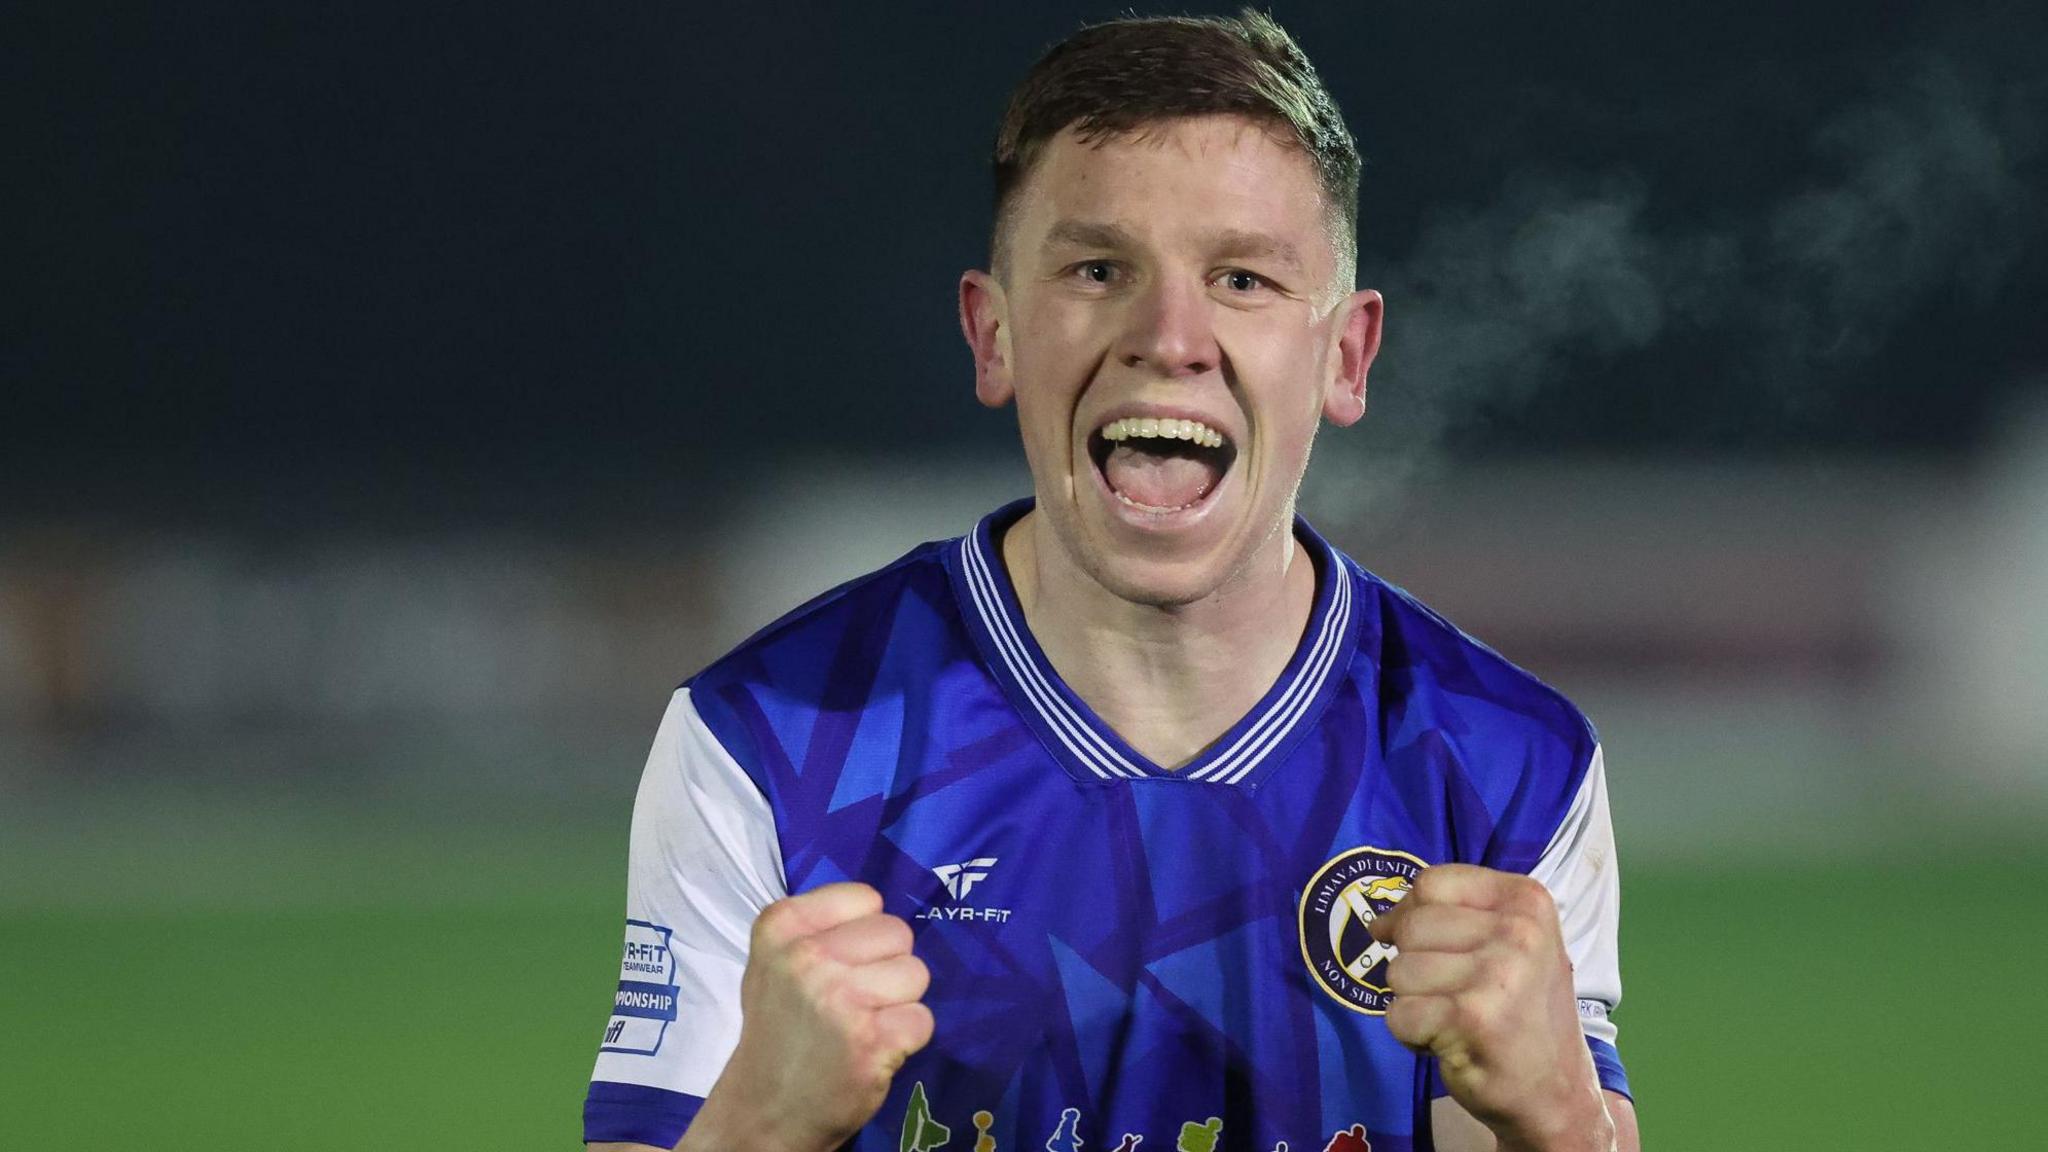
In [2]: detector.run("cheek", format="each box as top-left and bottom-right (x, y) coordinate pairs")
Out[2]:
(1009, 382), (1080, 481)
(1018, 294), (1117, 361)
(1219, 324), (1327, 447)
(1259, 410), (1319, 478)
(1011, 304), (1103, 414)
(1010, 386), (1057, 444)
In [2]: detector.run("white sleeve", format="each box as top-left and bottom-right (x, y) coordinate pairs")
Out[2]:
(1527, 744), (1623, 1046)
(589, 687), (789, 1097)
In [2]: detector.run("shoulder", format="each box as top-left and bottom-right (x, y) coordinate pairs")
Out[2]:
(682, 537), (965, 785)
(1347, 557), (1594, 753)
(689, 536), (960, 697)
(1340, 555), (1599, 869)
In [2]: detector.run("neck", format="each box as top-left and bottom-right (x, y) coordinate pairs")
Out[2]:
(1002, 510), (1318, 770)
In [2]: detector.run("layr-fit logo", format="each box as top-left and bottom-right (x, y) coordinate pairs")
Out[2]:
(915, 856), (1012, 923)
(933, 857), (997, 900)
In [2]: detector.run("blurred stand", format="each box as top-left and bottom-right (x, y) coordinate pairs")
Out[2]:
(4, 408), (2044, 863)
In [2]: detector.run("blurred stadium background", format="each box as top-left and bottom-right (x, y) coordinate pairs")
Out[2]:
(4, 2), (2045, 1149)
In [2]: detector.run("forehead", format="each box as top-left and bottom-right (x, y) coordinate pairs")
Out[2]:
(1011, 115), (1336, 261)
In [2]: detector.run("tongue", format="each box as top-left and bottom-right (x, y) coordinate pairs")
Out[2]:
(1102, 444), (1220, 509)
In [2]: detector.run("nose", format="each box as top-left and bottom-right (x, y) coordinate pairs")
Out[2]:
(1115, 274), (1218, 378)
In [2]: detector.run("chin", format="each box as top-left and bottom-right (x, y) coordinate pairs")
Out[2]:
(1067, 492), (1285, 611)
(1078, 547), (1232, 609)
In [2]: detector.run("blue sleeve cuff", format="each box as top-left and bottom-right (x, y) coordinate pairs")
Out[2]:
(583, 1080), (705, 1147)
(1587, 1036), (1632, 1101)
(1423, 1036), (1631, 1103)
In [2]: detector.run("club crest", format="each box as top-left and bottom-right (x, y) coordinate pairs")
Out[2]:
(1298, 846), (1427, 1015)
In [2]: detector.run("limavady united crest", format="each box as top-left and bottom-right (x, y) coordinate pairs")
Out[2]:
(1298, 846), (1427, 1015)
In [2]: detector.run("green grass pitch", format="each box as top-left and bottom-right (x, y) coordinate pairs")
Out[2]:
(1, 828), (2037, 1149)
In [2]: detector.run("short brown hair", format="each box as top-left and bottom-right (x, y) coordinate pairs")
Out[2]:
(990, 9), (1361, 285)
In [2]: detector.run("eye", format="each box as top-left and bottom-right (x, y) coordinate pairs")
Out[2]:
(1217, 269), (1270, 294)
(1073, 260), (1118, 285)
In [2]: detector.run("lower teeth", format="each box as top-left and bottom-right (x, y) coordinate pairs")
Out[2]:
(1114, 489), (1207, 513)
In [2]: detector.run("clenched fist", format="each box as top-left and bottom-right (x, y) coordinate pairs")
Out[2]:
(684, 883), (935, 1152)
(1367, 864), (1613, 1152)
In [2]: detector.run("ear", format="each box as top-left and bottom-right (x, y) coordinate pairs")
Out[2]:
(959, 270), (1015, 409)
(1321, 288), (1384, 428)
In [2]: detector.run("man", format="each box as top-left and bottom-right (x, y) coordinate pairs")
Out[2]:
(586, 11), (1638, 1152)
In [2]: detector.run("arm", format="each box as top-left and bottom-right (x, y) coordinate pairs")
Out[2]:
(583, 690), (930, 1151)
(1374, 747), (1634, 1151)
(582, 689), (785, 1147)
(1431, 1092), (1638, 1152)
(588, 883), (934, 1152)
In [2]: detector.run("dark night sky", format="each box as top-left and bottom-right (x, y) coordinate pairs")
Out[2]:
(6, 2), (2045, 533)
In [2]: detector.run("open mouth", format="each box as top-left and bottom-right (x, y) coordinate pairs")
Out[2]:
(1086, 416), (1238, 513)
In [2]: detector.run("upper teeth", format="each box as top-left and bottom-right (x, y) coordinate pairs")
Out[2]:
(1099, 416), (1226, 448)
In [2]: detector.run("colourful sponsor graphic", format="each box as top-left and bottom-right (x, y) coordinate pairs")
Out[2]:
(1321, 1124), (1372, 1152)
(900, 1082), (952, 1152)
(1299, 846), (1429, 1015)
(896, 1091), (1359, 1152)
(1174, 1118), (1222, 1152)
(1045, 1107), (1084, 1152)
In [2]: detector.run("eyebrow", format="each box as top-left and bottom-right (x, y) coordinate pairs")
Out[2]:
(1040, 219), (1307, 275)
(1203, 228), (1307, 275)
(1042, 219), (1139, 254)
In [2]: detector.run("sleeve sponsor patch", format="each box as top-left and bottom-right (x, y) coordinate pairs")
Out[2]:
(601, 919), (680, 1055)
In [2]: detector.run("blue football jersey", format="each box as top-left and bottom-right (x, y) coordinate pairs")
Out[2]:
(585, 500), (1628, 1151)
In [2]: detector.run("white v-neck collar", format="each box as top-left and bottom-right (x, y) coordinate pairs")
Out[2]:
(947, 499), (1358, 786)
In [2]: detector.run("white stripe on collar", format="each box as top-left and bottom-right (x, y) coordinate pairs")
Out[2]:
(960, 512), (1355, 784)
(1187, 561), (1352, 783)
(959, 535), (1140, 779)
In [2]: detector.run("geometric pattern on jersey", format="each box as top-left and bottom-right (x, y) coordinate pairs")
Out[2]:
(586, 499), (1627, 1151)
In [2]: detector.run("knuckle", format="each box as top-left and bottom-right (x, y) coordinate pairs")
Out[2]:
(823, 975), (866, 1018)
(1462, 987), (1507, 1035)
(751, 899), (794, 945)
(1449, 999), (1486, 1039)
(782, 932), (824, 972)
(1503, 915), (1540, 952)
(841, 881), (885, 914)
(1515, 911), (1558, 954)
(797, 969), (837, 1011)
(789, 949), (843, 1006)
